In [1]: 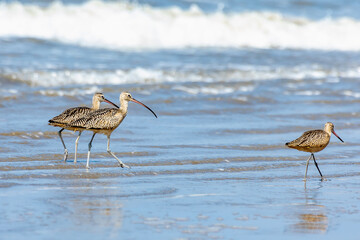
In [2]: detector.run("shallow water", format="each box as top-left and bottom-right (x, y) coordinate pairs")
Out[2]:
(1, 0), (360, 239)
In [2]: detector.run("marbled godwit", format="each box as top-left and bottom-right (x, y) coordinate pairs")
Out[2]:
(48, 93), (119, 162)
(285, 122), (344, 181)
(68, 92), (157, 169)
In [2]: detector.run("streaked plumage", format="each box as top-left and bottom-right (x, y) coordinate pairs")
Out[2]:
(71, 108), (124, 132)
(286, 130), (330, 153)
(285, 122), (344, 181)
(49, 93), (119, 162)
(68, 92), (157, 169)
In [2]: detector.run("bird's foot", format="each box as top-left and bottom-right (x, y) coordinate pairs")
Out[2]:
(321, 177), (328, 182)
(63, 150), (68, 162)
(120, 163), (130, 169)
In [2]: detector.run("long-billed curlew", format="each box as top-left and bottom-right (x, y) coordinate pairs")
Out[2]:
(48, 93), (119, 162)
(285, 122), (344, 181)
(68, 92), (157, 169)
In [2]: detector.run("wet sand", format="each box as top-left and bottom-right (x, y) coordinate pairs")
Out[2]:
(1, 152), (360, 240)
(1, 25), (360, 238)
(1, 84), (360, 239)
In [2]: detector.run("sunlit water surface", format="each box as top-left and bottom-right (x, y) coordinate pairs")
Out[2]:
(1, 0), (360, 239)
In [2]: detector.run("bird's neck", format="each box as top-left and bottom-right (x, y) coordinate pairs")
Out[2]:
(323, 125), (332, 136)
(92, 99), (101, 110)
(119, 100), (129, 115)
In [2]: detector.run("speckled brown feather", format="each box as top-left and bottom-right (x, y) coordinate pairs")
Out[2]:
(286, 129), (330, 153)
(48, 92), (119, 131)
(69, 108), (127, 131)
(48, 107), (94, 128)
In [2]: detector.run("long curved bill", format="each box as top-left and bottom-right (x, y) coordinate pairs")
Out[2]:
(131, 98), (158, 118)
(104, 98), (119, 108)
(332, 130), (344, 142)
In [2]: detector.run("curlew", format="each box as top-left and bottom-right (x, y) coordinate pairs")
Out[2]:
(68, 92), (157, 169)
(49, 93), (119, 162)
(285, 122), (344, 181)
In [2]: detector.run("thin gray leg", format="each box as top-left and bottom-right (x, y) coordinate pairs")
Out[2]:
(58, 128), (68, 162)
(107, 135), (130, 169)
(303, 154), (312, 181)
(312, 154), (325, 180)
(74, 131), (82, 163)
(86, 133), (96, 169)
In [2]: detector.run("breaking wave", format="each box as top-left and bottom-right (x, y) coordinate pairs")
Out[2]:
(2, 65), (360, 87)
(1, 1), (360, 51)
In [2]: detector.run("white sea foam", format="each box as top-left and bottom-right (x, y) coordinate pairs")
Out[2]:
(2, 65), (360, 87)
(1, 68), (175, 87)
(342, 90), (360, 98)
(295, 90), (321, 96)
(173, 85), (255, 95)
(0, 88), (19, 98)
(38, 86), (102, 96)
(1, 1), (360, 50)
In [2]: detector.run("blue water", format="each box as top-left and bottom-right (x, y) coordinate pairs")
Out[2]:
(1, 0), (360, 239)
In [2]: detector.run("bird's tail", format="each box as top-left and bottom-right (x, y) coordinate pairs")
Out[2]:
(48, 120), (66, 128)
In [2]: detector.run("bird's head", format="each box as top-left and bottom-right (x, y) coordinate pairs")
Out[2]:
(120, 92), (157, 118)
(325, 122), (343, 142)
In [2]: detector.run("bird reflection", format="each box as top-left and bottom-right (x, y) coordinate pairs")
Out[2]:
(65, 183), (124, 237)
(293, 212), (328, 233)
(289, 184), (328, 234)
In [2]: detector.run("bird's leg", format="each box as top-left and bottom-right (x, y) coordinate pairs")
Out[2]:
(106, 135), (130, 169)
(303, 154), (312, 181)
(58, 128), (68, 162)
(312, 153), (326, 181)
(86, 133), (96, 169)
(74, 131), (82, 163)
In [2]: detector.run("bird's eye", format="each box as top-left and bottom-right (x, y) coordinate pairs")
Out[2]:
(128, 94), (131, 98)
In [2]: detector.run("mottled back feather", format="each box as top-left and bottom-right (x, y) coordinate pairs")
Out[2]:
(69, 108), (126, 131)
(286, 129), (330, 153)
(49, 107), (93, 126)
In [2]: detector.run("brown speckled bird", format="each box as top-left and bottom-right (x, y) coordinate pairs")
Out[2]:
(69, 92), (157, 169)
(49, 93), (119, 162)
(286, 122), (344, 181)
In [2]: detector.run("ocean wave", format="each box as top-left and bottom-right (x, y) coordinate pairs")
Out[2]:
(342, 90), (360, 98)
(1, 1), (360, 50)
(2, 66), (360, 87)
(38, 86), (102, 96)
(173, 85), (255, 95)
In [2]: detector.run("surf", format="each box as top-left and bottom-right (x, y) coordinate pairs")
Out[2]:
(1, 0), (360, 51)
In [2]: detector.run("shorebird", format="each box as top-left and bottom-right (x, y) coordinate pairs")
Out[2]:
(68, 92), (157, 169)
(285, 122), (344, 181)
(48, 93), (119, 162)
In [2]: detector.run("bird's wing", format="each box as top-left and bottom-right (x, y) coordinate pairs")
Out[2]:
(69, 108), (118, 129)
(49, 107), (91, 124)
(290, 130), (328, 148)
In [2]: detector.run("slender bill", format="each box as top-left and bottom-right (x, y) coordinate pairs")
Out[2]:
(131, 98), (158, 118)
(332, 130), (344, 142)
(104, 98), (119, 108)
